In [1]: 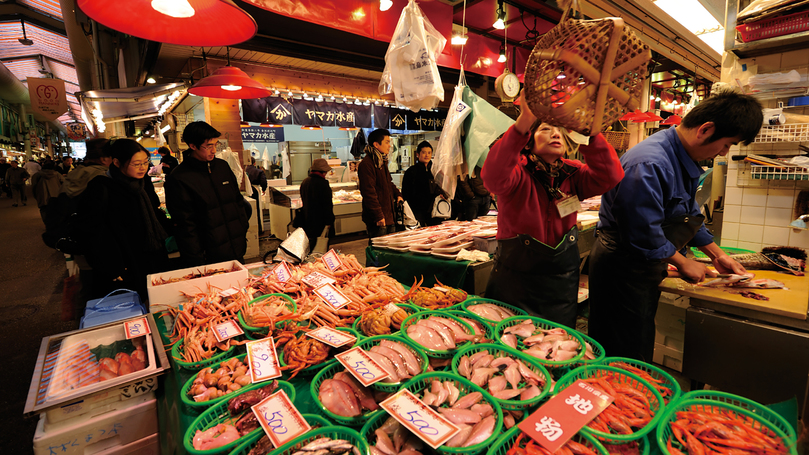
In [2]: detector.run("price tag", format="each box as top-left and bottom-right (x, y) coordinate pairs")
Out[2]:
(306, 327), (356, 348)
(380, 389), (460, 449)
(246, 338), (282, 383)
(123, 317), (151, 339)
(273, 261), (292, 283)
(213, 320), (244, 342)
(518, 379), (614, 452)
(301, 271), (336, 288)
(383, 303), (402, 316)
(433, 286), (449, 293)
(335, 347), (390, 386)
(314, 283), (351, 310)
(219, 287), (239, 297)
(252, 390), (311, 448)
(320, 249), (344, 272)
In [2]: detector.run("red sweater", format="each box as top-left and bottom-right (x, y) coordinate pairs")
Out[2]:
(481, 126), (624, 244)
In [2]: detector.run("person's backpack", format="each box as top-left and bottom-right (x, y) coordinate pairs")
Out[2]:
(42, 193), (84, 254)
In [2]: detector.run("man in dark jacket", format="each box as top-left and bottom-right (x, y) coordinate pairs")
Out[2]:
(358, 128), (402, 239)
(158, 146), (179, 174)
(299, 158), (335, 251)
(402, 141), (446, 227)
(165, 121), (249, 266)
(0, 157), (10, 198)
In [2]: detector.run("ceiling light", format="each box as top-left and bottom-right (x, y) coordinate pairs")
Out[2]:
(498, 45), (506, 63)
(655, 95), (661, 101)
(274, 89), (280, 95)
(188, 66), (270, 99)
(384, 101), (389, 106)
(355, 99), (362, 105)
(493, 1), (506, 30)
(315, 94), (324, 102)
(221, 84), (242, 91)
(339, 127), (360, 131)
(160, 124), (171, 133)
(18, 19), (33, 46)
(146, 76), (157, 84)
(343, 97), (348, 102)
(240, 121), (250, 128)
(380, 0), (393, 11)
(288, 91), (294, 97)
(451, 34), (468, 46)
(363, 100), (371, 105)
(151, 0), (194, 18)
(330, 95), (336, 101)
(301, 125), (322, 130)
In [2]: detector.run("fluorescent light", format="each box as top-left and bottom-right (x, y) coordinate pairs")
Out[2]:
(151, 0), (195, 18)
(380, 0), (393, 11)
(160, 125), (171, 133)
(653, 0), (723, 54)
(274, 89), (280, 95)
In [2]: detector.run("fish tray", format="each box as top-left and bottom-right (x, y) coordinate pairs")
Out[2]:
(246, 426), (368, 455)
(352, 303), (420, 338)
(226, 414), (334, 455)
(656, 398), (797, 455)
(171, 335), (238, 371)
(493, 316), (586, 370)
(446, 310), (494, 341)
(180, 353), (262, 412)
(237, 293), (297, 337)
(354, 334), (429, 392)
(311, 361), (381, 427)
(401, 371), (504, 455)
(487, 424), (608, 455)
(460, 298), (527, 326)
(278, 327), (360, 378)
(400, 312), (476, 359)
(450, 343), (551, 411)
(556, 365), (664, 443)
(183, 380), (295, 455)
(600, 357), (682, 405)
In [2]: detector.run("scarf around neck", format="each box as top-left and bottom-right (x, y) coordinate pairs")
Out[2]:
(109, 165), (167, 252)
(364, 144), (388, 169)
(525, 154), (568, 200)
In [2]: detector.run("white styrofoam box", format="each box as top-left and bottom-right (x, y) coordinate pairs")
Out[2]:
(146, 260), (248, 309)
(45, 376), (158, 426)
(92, 433), (158, 455)
(33, 393), (157, 455)
(653, 343), (683, 372)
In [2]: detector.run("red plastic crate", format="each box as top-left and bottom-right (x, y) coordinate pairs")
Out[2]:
(736, 9), (809, 43)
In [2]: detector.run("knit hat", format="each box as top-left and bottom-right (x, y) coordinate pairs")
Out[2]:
(311, 158), (331, 173)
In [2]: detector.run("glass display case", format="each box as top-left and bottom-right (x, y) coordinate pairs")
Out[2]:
(266, 182), (365, 237)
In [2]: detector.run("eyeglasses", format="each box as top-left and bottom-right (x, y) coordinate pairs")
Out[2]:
(129, 161), (150, 169)
(200, 143), (217, 151)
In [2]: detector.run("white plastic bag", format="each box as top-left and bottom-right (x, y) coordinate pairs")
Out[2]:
(433, 81), (472, 198)
(379, 0), (446, 112)
(216, 147), (244, 187)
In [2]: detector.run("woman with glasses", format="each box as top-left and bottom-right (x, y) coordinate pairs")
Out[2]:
(78, 138), (170, 304)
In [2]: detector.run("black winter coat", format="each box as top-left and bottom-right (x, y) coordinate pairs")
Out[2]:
(358, 152), (401, 226)
(402, 161), (444, 226)
(165, 154), (249, 267)
(300, 173), (335, 244)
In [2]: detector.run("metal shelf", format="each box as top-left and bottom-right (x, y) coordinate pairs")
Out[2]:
(754, 123), (809, 143)
(750, 165), (809, 180)
(729, 30), (809, 59)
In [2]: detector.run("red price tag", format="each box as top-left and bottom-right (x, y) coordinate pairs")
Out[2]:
(320, 249), (344, 272)
(518, 379), (613, 452)
(273, 261), (292, 283)
(213, 320), (244, 342)
(313, 283), (351, 310)
(123, 317), (151, 339)
(252, 390), (310, 447)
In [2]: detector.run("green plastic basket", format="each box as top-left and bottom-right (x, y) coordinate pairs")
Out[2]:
(354, 334), (429, 392)
(400, 311), (476, 358)
(493, 316), (586, 370)
(183, 380), (296, 455)
(310, 361), (381, 426)
(446, 310), (494, 341)
(655, 397), (797, 455)
(236, 293), (296, 336)
(406, 285), (468, 311)
(171, 335), (238, 371)
(180, 353), (264, 412)
(556, 365), (664, 443)
(226, 413), (334, 455)
(562, 333), (607, 372)
(601, 434), (650, 455)
(450, 343), (551, 411)
(600, 357), (682, 405)
(691, 246), (754, 259)
(277, 327), (360, 378)
(401, 371), (504, 455)
(352, 303), (420, 337)
(677, 390), (797, 442)
(461, 298), (527, 326)
(486, 419), (608, 455)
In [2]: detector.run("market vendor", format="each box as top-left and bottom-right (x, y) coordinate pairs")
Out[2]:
(402, 140), (447, 227)
(589, 91), (763, 362)
(299, 158), (336, 251)
(481, 90), (624, 329)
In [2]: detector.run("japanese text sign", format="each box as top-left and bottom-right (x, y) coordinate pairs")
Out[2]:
(306, 327), (355, 348)
(314, 283), (350, 310)
(28, 78), (67, 121)
(123, 317), (151, 339)
(241, 126), (285, 143)
(335, 347), (389, 386)
(246, 338), (282, 383)
(301, 271), (336, 288)
(320, 249), (344, 272)
(518, 379), (614, 452)
(380, 389), (460, 449)
(213, 320), (244, 342)
(273, 261), (292, 283)
(252, 390), (310, 447)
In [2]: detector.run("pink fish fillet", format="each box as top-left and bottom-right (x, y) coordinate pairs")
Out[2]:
(471, 354), (494, 370)
(490, 356), (516, 370)
(459, 317), (485, 335)
(419, 320), (457, 348)
(523, 333), (545, 346)
(366, 351), (401, 383)
(452, 391), (482, 409)
(493, 388), (524, 400)
(504, 321), (535, 337)
(431, 317), (477, 342)
(468, 350), (489, 365)
(552, 349), (579, 361)
(370, 346), (409, 380)
(333, 372), (379, 411)
(488, 375), (508, 394)
(421, 390), (437, 406)
(444, 424), (472, 448)
(446, 381), (461, 406)
(192, 424), (240, 451)
(500, 333), (518, 349)
(379, 340), (422, 376)
(470, 403), (494, 417)
(458, 355), (472, 378)
(406, 325), (447, 350)
(520, 385), (541, 401)
(523, 346), (550, 360)
(318, 379), (361, 417)
(504, 412), (516, 428)
(431, 380), (449, 406)
(504, 363), (521, 389)
(437, 407), (483, 424)
(516, 359), (545, 386)
(468, 304), (500, 320)
(375, 429), (397, 455)
(470, 367), (498, 387)
(464, 415), (496, 446)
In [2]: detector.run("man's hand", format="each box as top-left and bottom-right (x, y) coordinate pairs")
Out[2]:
(397, 196), (404, 204)
(676, 258), (717, 283)
(376, 219), (386, 227)
(713, 255), (747, 275)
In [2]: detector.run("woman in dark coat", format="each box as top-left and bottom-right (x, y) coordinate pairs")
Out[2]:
(401, 141), (446, 227)
(78, 139), (169, 303)
(299, 158), (335, 251)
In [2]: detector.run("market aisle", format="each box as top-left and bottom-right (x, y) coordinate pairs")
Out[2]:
(0, 186), (78, 454)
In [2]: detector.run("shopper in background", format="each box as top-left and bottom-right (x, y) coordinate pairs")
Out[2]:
(299, 158), (335, 251)
(23, 157), (41, 181)
(166, 121), (249, 266)
(589, 91), (762, 362)
(31, 161), (63, 223)
(58, 156), (73, 175)
(481, 90), (624, 329)
(455, 168), (492, 221)
(158, 146), (179, 174)
(0, 157), (10, 198)
(359, 128), (403, 240)
(5, 160), (29, 207)
(245, 156), (268, 194)
(402, 141), (446, 227)
(61, 139), (112, 198)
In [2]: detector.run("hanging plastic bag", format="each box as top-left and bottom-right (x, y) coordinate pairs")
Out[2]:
(155, 121), (167, 146)
(216, 147), (245, 187)
(461, 86), (515, 170)
(379, 0), (446, 112)
(433, 77), (472, 198)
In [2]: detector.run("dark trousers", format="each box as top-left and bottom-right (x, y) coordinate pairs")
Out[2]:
(459, 195), (491, 221)
(366, 223), (395, 245)
(10, 184), (25, 205)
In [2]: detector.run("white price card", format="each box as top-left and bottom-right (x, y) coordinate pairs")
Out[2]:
(246, 338), (282, 383)
(123, 317), (151, 339)
(305, 327), (356, 348)
(321, 249), (344, 272)
(335, 346), (390, 386)
(301, 271), (336, 288)
(219, 287), (239, 297)
(273, 261), (292, 283)
(380, 389), (460, 449)
(314, 283), (351, 310)
(252, 390), (311, 448)
(213, 320), (244, 342)
(383, 303), (402, 316)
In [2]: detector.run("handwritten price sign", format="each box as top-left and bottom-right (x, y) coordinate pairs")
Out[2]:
(246, 338), (282, 383)
(273, 261), (292, 283)
(335, 347), (389, 386)
(252, 390), (310, 448)
(306, 327), (356, 348)
(321, 249), (344, 272)
(314, 283), (350, 310)
(123, 317), (151, 339)
(301, 271), (336, 289)
(380, 389), (460, 449)
(213, 320), (244, 342)
(219, 287), (239, 297)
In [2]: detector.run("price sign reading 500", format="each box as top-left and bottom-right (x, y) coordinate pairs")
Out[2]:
(380, 390), (460, 449)
(262, 410), (288, 434)
(252, 390), (310, 448)
(403, 410), (439, 435)
(335, 347), (389, 387)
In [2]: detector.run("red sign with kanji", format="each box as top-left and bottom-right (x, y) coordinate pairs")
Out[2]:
(518, 379), (614, 452)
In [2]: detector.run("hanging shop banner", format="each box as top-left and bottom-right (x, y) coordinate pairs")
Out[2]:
(66, 123), (87, 141)
(405, 109), (447, 131)
(390, 110), (408, 130)
(333, 103), (355, 129)
(373, 105), (390, 129)
(242, 98), (270, 123)
(293, 100), (372, 129)
(267, 97), (294, 125)
(28, 78), (68, 121)
(241, 126), (285, 143)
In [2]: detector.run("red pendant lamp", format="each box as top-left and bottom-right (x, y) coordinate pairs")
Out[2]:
(77, 0), (257, 46)
(189, 47), (271, 99)
(661, 115), (682, 126)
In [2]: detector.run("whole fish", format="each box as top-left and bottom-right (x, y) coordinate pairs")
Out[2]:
(452, 391), (483, 409)
(431, 380), (449, 406)
(488, 375), (508, 394)
(379, 340), (422, 376)
(520, 385), (541, 401)
(464, 415), (496, 446)
(374, 430), (396, 455)
(470, 367), (498, 387)
(493, 388), (524, 400)
(504, 321), (535, 337)
(500, 333), (518, 349)
(369, 346), (409, 380)
(446, 381), (461, 406)
(471, 354), (494, 370)
(515, 359), (544, 386)
(437, 407), (482, 424)
(470, 403), (494, 417)
(458, 355), (472, 378)
(490, 357), (515, 370)
(444, 424), (472, 448)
